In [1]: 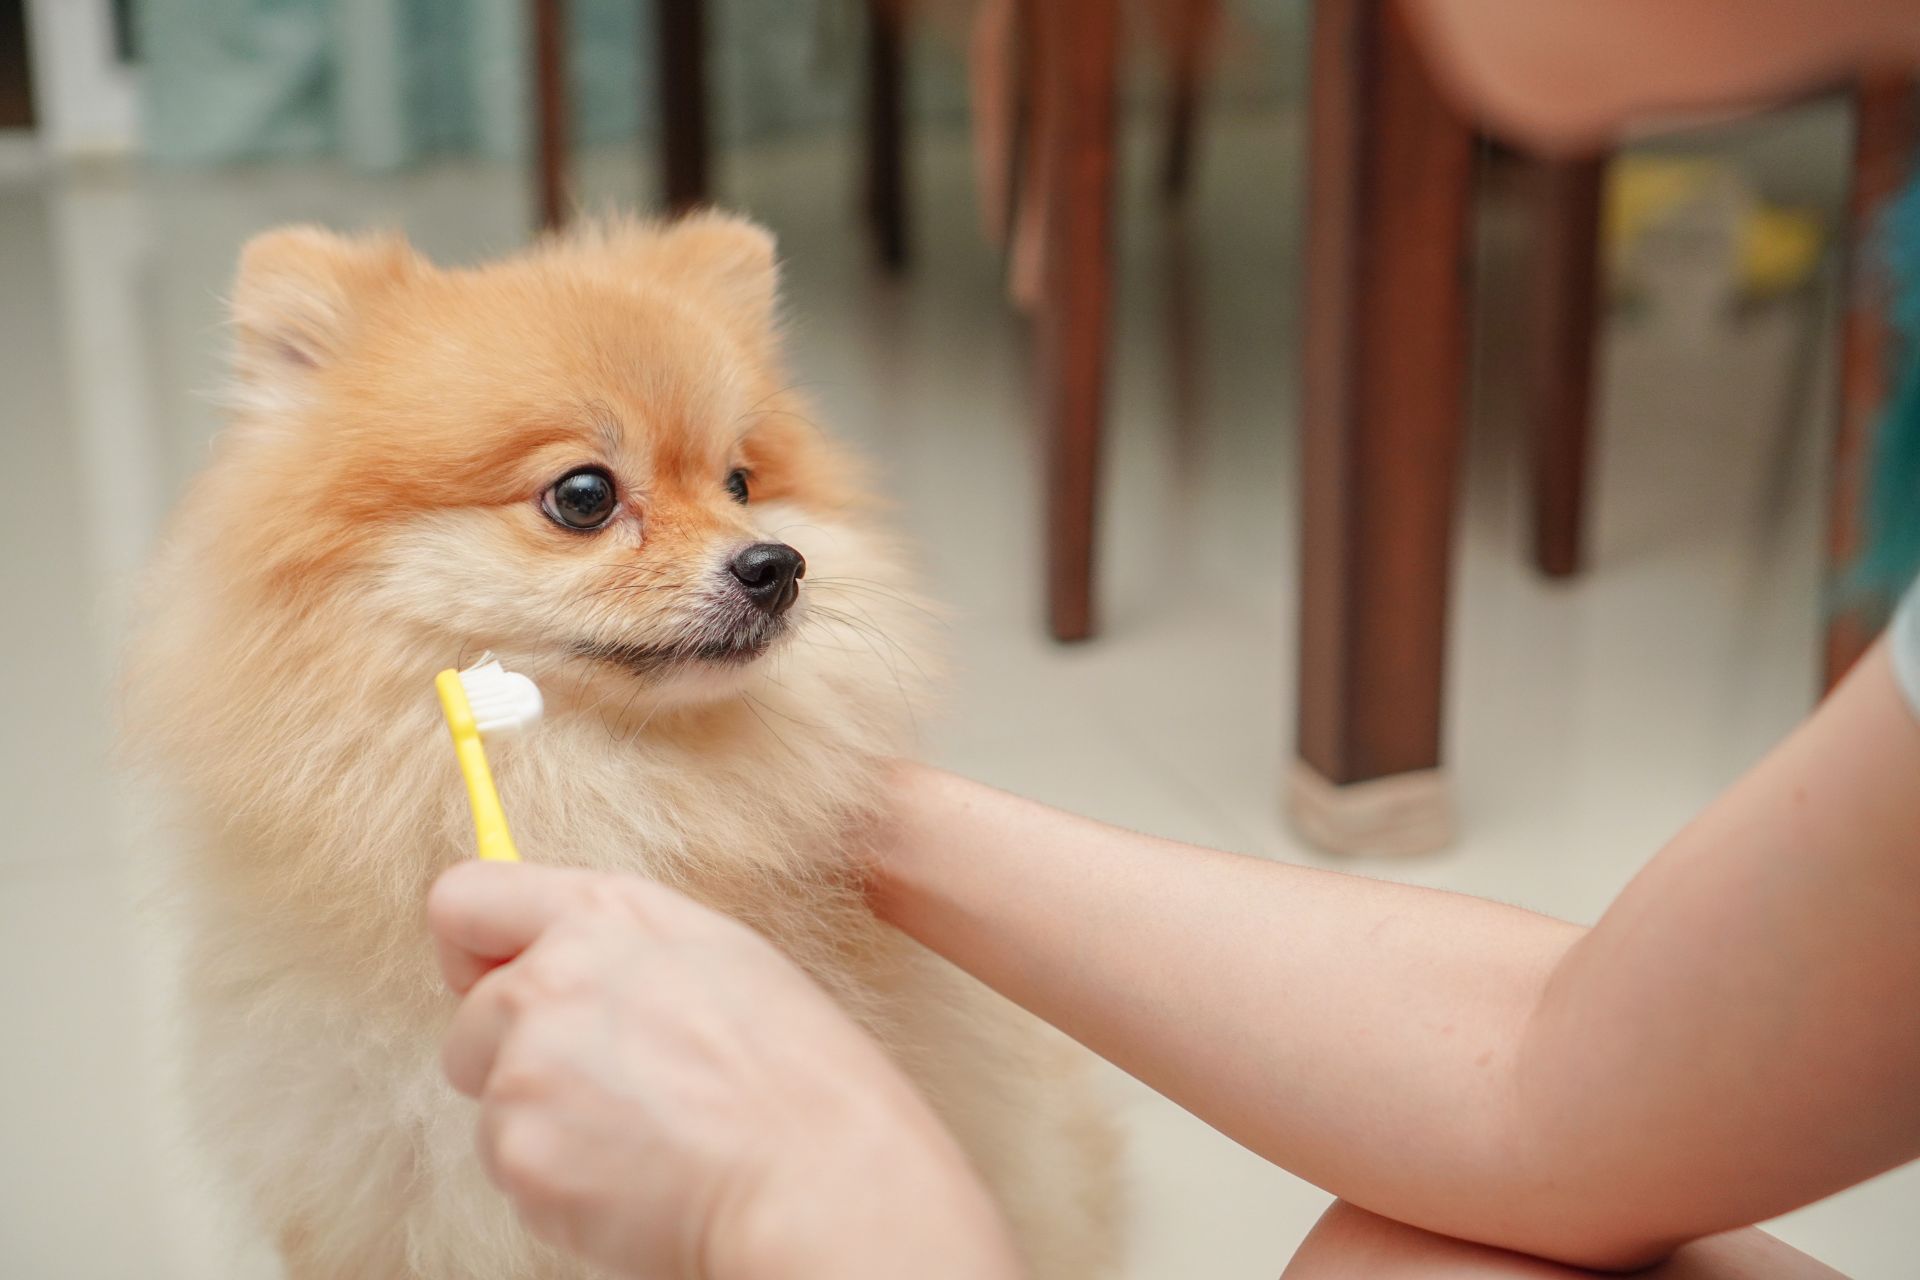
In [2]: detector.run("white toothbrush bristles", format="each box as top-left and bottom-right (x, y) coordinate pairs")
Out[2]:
(459, 658), (544, 734)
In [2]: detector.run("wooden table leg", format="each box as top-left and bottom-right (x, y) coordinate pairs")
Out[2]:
(864, 0), (910, 270)
(532, 0), (570, 230)
(1157, 0), (1218, 203)
(656, 0), (710, 214)
(1289, 0), (1475, 855)
(1825, 73), (1916, 690)
(1037, 0), (1118, 642)
(1524, 154), (1607, 579)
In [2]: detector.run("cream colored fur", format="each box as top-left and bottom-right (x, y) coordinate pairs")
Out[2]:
(124, 215), (1118, 1279)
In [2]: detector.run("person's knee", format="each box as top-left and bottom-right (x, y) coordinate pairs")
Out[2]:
(1283, 1202), (1587, 1279)
(1284, 1202), (1843, 1280)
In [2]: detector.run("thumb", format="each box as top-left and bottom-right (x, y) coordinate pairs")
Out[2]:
(427, 861), (587, 994)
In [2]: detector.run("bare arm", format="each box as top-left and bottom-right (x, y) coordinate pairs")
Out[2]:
(870, 643), (1920, 1269)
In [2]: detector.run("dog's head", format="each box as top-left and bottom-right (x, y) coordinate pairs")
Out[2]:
(201, 214), (908, 718)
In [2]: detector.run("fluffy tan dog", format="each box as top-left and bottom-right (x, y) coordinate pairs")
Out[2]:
(124, 214), (1118, 1278)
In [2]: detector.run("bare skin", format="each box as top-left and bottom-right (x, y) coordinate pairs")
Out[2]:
(429, 864), (1021, 1280)
(1402, 0), (1920, 154)
(1282, 1203), (1844, 1280)
(870, 643), (1920, 1270)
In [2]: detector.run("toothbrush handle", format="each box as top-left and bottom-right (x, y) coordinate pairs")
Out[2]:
(453, 730), (521, 863)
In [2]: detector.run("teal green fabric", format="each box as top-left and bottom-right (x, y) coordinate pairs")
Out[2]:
(1854, 174), (1920, 603)
(135, 0), (861, 169)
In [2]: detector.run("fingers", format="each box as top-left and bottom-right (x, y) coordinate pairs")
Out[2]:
(428, 861), (604, 994)
(430, 861), (757, 1105)
(432, 863), (680, 1095)
(441, 966), (517, 1097)
(441, 931), (629, 1102)
(430, 862), (757, 997)
(441, 918), (621, 1100)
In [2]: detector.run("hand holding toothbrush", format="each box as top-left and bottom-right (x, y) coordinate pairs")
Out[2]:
(427, 861), (1020, 1280)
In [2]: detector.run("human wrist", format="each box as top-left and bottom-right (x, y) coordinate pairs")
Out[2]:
(863, 758), (948, 928)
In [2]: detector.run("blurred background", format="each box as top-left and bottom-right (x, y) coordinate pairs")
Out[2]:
(1, 0), (1916, 1275)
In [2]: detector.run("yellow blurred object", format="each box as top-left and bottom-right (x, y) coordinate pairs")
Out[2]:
(1742, 207), (1825, 297)
(1604, 156), (1825, 300)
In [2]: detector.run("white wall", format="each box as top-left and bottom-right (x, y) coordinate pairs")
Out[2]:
(23, 0), (137, 155)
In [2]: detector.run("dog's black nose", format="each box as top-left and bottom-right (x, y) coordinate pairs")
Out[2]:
(728, 542), (805, 615)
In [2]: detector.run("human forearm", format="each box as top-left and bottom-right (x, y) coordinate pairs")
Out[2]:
(872, 650), (1920, 1269)
(870, 762), (1582, 1243)
(1505, 645), (1920, 1263)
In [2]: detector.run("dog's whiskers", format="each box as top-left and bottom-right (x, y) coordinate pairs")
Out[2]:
(802, 605), (919, 736)
(739, 692), (809, 765)
(808, 577), (943, 623)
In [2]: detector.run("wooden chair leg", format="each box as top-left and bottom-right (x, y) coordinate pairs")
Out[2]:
(1006, 0), (1046, 310)
(1524, 154), (1607, 579)
(1157, 0), (1217, 203)
(964, 0), (1020, 254)
(531, 0), (570, 230)
(655, 0), (710, 214)
(864, 0), (910, 271)
(1037, 0), (1118, 642)
(1289, 0), (1475, 855)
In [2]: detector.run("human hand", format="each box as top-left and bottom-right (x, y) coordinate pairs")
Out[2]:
(427, 860), (1021, 1280)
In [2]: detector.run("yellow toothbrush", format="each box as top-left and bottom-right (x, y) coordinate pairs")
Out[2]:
(435, 659), (543, 862)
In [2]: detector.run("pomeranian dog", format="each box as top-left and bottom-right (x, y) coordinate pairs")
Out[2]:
(124, 213), (1118, 1278)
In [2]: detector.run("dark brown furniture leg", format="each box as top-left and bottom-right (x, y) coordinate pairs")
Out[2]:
(1289, 0), (1476, 855)
(1037, 0), (1118, 642)
(656, 0), (710, 214)
(532, 0), (571, 230)
(0, 0), (36, 129)
(1825, 74), (1917, 690)
(1158, 0), (1216, 203)
(1524, 155), (1607, 579)
(864, 0), (910, 270)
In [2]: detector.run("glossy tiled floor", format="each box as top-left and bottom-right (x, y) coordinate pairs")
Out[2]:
(4, 106), (1917, 1276)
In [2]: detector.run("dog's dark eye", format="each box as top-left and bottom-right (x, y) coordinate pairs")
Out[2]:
(725, 468), (750, 504)
(544, 467), (618, 531)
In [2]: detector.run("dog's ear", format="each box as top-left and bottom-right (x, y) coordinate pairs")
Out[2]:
(605, 212), (781, 348)
(658, 211), (779, 331)
(229, 225), (420, 405)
